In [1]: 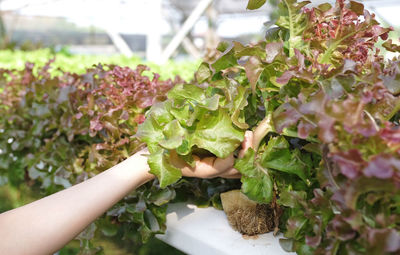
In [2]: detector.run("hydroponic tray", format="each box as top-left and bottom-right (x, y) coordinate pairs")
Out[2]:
(156, 203), (294, 255)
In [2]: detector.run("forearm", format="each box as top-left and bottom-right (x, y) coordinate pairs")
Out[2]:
(0, 150), (154, 255)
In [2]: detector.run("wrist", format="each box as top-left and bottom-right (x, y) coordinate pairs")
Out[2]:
(128, 148), (155, 185)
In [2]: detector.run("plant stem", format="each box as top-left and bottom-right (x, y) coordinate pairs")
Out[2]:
(253, 114), (274, 151)
(364, 110), (379, 131)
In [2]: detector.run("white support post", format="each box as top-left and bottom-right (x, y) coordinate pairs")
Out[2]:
(182, 37), (202, 59)
(159, 0), (213, 64)
(156, 203), (293, 255)
(106, 28), (133, 57)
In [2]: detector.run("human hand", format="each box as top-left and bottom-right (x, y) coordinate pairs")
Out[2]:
(170, 131), (254, 179)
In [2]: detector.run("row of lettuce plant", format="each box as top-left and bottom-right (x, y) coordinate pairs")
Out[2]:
(137, 0), (400, 254)
(0, 61), (239, 253)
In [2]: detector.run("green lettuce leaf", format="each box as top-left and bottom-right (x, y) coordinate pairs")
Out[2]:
(235, 148), (273, 204)
(261, 136), (310, 183)
(246, 0), (267, 10)
(276, 0), (311, 57)
(147, 149), (181, 188)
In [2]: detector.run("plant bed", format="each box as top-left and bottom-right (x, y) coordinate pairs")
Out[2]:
(156, 203), (294, 255)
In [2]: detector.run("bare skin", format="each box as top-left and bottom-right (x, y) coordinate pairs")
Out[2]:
(0, 131), (254, 255)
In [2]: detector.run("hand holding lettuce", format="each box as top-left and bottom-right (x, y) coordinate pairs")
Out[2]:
(138, 0), (400, 254)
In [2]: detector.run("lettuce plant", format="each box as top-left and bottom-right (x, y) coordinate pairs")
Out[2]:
(138, 0), (400, 254)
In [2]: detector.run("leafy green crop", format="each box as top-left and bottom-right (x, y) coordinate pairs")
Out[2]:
(138, 0), (400, 254)
(137, 82), (245, 187)
(0, 60), (240, 253)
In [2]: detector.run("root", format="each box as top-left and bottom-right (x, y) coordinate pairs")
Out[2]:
(221, 190), (276, 236)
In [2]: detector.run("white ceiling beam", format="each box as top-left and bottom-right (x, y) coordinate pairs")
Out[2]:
(159, 0), (213, 64)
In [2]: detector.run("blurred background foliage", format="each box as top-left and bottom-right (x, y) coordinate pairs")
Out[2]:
(0, 48), (199, 81)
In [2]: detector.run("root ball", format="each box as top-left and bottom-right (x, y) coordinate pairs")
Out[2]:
(221, 190), (275, 236)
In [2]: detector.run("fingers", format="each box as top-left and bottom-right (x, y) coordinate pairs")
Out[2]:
(180, 155), (235, 179)
(239, 130), (254, 158)
(195, 153), (238, 178)
(180, 156), (219, 178)
(213, 153), (234, 172)
(193, 156), (220, 178)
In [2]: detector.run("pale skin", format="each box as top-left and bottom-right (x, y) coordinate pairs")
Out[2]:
(0, 131), (254, 255)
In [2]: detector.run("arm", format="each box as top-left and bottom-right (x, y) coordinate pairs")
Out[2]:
(0, 131), (253, 255)
(0, 150), (153, 255)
